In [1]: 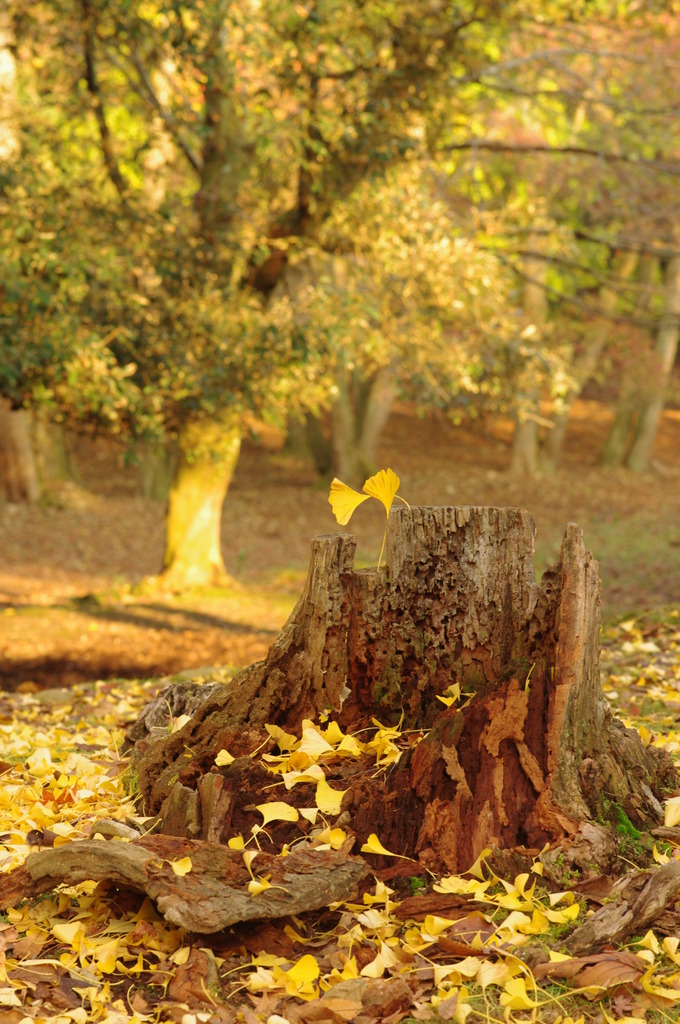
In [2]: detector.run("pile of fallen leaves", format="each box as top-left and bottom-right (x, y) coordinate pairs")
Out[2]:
(0, 610), (679, 1024)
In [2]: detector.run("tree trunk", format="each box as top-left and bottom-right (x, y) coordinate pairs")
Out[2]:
(331, 367), (395, 484)
(543, 250), (639, 471)
(626, 255), (680, 472)
(600, 255), (659, 468)
(509, 235), (549, 477)
(32, 414), (76, 489)
(159, 416), (241, 591)
(132, 506), (673, 875)
(140, 441), (177, 501)
(0, 401), (40, 503)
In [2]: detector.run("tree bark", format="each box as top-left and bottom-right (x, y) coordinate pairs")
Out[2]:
(331, 366), (395, 484)
(0, 400), (40, 503)
(626, 255), (680, 472)
(159, 415), (241, 590)
(543, 250), (639, 471)
(32, 414), (76, 489)
(509, 235), (549, 477)
(600, 255), (659, 468)
(132, 506), (674, 874)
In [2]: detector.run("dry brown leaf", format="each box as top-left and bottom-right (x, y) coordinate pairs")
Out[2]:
(534, 949), (645, 991)
(167, 947), (222, 1007)
(295, 996), (363, 1023)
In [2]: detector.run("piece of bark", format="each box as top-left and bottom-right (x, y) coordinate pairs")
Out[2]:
(0, 836), (369, 933)
(566, 860), (680, 955)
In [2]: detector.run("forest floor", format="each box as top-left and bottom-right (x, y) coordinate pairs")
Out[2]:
(0, 402), (679, 1023)
(0, 398), (679, 690)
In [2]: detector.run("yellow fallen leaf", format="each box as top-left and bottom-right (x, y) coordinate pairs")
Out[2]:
(228, 835), (245, 849)
(215, 749), (234, 766)
(171, 946), (191, 965)
(170, 713), (192, 733)
(299, 726), (335, 757)
(265, 723), (300, 752)
(422, 914), (456, 937)
(315, 778), (346, 816)
(249, 876), (272, 895)
(500, 976), (541, 1011)
(52, 920), (85, 948)
(360, 833), (403, 858)
(171, 856), (192, 877)
(93, 937), (120, 973)
(664, 795), (680, 827)
(257, 801), (300, 825)
(314, 826), (347, 850)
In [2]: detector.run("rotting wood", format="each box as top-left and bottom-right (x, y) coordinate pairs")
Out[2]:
(131, 506), (676, 874)
(0, 836), (369, 933)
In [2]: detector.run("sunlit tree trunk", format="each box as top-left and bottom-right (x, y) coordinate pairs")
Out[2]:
(0, 401), (40, 504)
(600, 255), (658, 467)
(32, 414), (77, 490)
(160, 416), (241, 591)
(331, 366), (395, 484)
(626, 255), (680, 471)
(543, 250), (639, 471)
(509, 237), (548, 477)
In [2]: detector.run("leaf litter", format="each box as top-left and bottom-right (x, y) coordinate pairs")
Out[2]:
(0, 612), (679, 1022)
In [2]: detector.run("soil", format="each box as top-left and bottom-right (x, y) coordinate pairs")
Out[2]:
(1, 399), (679, 690)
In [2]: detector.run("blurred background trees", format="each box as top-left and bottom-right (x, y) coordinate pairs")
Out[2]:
(1, 0), (679, 587)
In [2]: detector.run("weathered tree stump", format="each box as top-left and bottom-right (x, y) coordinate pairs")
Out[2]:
(131, 506), (675, 874)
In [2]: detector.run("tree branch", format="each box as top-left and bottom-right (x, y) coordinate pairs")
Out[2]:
(437, 139), (680, 175)
(130, 50), (202, 174)
(80, 0), (127, 199)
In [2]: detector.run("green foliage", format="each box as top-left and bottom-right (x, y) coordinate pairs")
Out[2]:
(3, 0), (679, 463)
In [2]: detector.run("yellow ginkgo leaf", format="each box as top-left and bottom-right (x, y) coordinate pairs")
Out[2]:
(286, 954), (320, 986)
(257, 801), (300, 826)
(248, 876), (272, 895)
(665, 795), (680, 827)
(360, 833), (409, 859)
(362, 468), (401, 518)
(171, 856), (192, 877)
(500, 977), (541, 1011)
(93, 938), (120, 974)
(328, 478), (370, 525)
(265, 723), (300, 752)
(315, 778), (347, 816)
(215, 749), (234, 766)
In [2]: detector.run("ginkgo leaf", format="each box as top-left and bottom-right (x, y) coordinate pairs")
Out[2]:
(328, 478), (370, 525)
(664, 795), (680, 827)
(360, 833), (409, 859)
(361, 468), (401, 518)
(315, 778), (346, 815)
(53, 920), (85, 947)
(257, 801), (300, 825)
(248, 876), (272, 895)
(265, 723), (300, 752)
(171, 856), (192, 876)
(299, 725), (335, 757)
(214, 749), (234, 766)
(286, 954), (320, 985)
(500, 977), (540, 1011)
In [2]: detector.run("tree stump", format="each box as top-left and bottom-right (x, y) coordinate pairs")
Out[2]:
(132, 506), (675, 874)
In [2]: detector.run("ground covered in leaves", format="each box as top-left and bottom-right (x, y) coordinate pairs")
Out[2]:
(0, 399), (679, 690)
(0, 613), (678, 1023)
